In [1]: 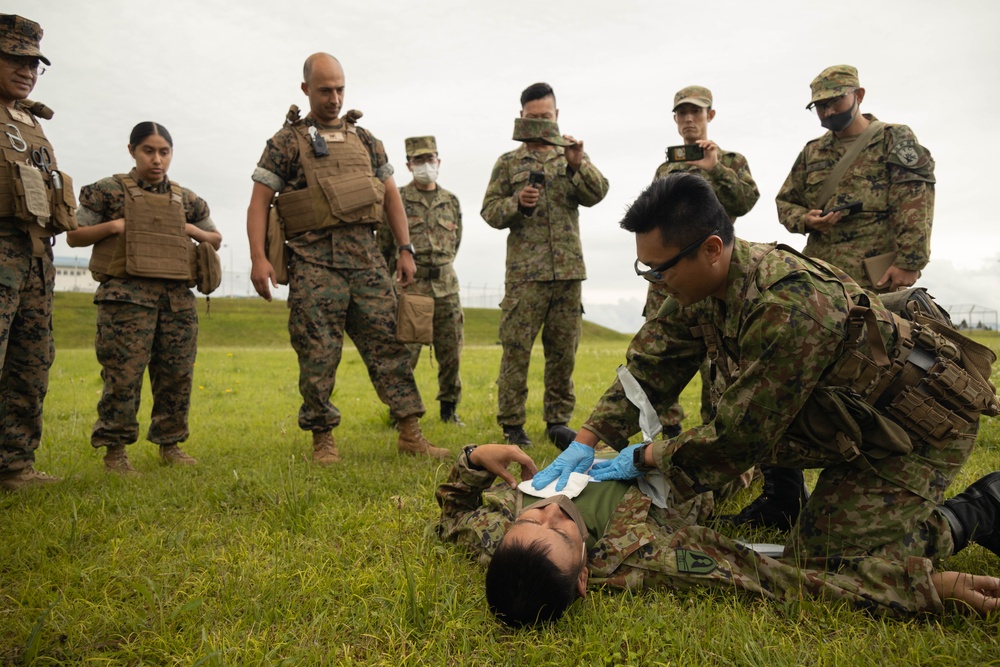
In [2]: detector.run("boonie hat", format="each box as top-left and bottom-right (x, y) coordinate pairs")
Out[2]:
(512, 117), (574, 147)
(0, 14), (50, 66)
(405, 136), (437, 158)
(673, 85), (712, 111)
(808, 65), (860, 108)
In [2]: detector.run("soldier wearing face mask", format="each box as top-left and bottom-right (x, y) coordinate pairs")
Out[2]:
(380, 136), (465, 425)
(776, 65), (935, 294)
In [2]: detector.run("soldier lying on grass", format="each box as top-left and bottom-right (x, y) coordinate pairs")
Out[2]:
(436, 444), (1000, 627)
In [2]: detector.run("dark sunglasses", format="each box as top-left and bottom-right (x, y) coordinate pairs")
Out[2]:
(634, 228), (719, 282)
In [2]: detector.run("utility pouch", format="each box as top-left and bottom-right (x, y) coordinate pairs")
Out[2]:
(396, 291), (434, 345)
(16, 163), (50, 225)
(266, 202), (289, 285)
(275, 188), (317, 236)
(195, 242), (222, 295)
(318, 173), (385, 223)
(48, 170), (79, 232)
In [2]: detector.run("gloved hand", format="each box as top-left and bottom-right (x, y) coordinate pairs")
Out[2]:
(589, 443), (646, 482)
(531, 441), (595, 492)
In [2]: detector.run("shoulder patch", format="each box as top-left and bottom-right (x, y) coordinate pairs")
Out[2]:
(891, 139), (922, 168)
(676, 549), (717, 575)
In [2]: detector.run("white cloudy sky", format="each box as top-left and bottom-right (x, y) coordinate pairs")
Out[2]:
(14, 0), (1000, 332)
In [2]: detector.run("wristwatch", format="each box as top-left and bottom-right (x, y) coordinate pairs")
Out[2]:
(398, 243), (416, 257)
(633, 442), (655, 472)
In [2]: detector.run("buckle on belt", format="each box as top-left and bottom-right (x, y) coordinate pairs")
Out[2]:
(415, 265), (441, 280)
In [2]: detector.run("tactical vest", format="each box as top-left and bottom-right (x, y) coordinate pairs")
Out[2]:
(0, 102), (78, 255)
(275, 109), (386, 236)
(693, 243), (999, 462)
(89, 174), (193, 283)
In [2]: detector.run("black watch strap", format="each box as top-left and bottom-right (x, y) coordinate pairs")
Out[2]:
(398, 243), (416, 256)
(633, 442), (654, 472)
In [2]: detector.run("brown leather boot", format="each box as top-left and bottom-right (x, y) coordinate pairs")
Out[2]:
(312, 431), (340, 465)
(0, 466), (61, 491)
(104, 445), (141, 476)
(397, 416), (450, 459)
(159, 444), (198, 466)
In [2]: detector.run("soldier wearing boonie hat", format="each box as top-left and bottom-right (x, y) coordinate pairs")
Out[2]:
(379, 134), (466, 427)
(647, 82), (760, 496)
(481, 82), (609, 451)
(765, 63), (936, 532)
(0, 14), (79, 491)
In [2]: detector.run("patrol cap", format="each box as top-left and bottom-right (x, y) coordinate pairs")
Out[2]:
(673, 85), (712, 111)
(512, 117), (574, 147)
(808, 65), (860, 108)
(0, 15), (50, 66)
(405, 136), (437, 158)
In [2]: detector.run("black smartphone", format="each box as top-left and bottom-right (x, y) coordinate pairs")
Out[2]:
(528, 171), (545, 187)
(821, 201), (863, 217)
(665, 144), (705, 163)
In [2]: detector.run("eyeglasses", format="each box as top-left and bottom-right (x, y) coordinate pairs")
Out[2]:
(0, 53), (45, 76)
(408, 154), (438, 165)
(634, 228), (719, 282)
(806, 89), (855, 112)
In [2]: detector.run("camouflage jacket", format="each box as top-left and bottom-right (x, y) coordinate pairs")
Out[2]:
(378, 183), (462, 297)
(435, 449), (943, 615)
(653, 148), (759, 221)
(583, 239), (913, 499)
(253, 114), (392, 271)
(481, 144), (608, 282)
(775, 114), (935, 288)
(77, 168), (214, 310)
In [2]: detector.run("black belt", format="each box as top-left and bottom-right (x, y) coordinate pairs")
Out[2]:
(414, 266), (442, 280)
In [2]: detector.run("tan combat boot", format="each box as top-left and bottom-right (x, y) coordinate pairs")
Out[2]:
(397, 416), (450, 459)
(312, 431), (340, 465)
(0, 466), (61, 491)
(104, 445), (141, 476)
(159, 444), (198, 466)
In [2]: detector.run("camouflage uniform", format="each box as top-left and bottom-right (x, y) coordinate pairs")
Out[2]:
(253, 117), (424, 432)
(648, 149), (760, 426)
(582, 239), (981, 562)
(380, 183), (463, 403)
(481, 143), (608, 426)
(436, 449), (945, 616)
(77, 169), (215, 448)
(776, 113), (935, 290)
(0, 92), (73, 473)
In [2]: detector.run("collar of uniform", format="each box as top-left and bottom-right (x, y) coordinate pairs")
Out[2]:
(818, 112), (882, 150)
(401, 182), (438, 204)
(128, 167), (172, 195)
(514, 142), (563, 162)
(305, 115), (346, 131)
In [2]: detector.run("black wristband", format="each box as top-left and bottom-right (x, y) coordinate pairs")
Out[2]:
(464, 445), (484, 470)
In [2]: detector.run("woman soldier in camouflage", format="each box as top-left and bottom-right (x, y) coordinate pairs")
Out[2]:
(67, 122), (222, 474)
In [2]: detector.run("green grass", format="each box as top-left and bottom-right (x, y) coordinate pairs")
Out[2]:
(2, 299), (999, 665)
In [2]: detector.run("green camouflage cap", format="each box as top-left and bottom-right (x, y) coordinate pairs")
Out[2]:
(405, 135), (437, 157)
(512, 117), (574, 147)
(808, 65), (859, 108)
(673, 85), (712, 111)
(0, 15), (50, 66)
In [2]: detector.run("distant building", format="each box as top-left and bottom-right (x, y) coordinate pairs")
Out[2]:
(53, 255), (98, 293)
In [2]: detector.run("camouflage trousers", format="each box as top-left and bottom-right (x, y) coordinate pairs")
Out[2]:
(92, 296), (198, 447)
(0, 237), (54, 472)
(497, 280), (581, 426)
(634, 524), (940, 616)
(409, 292), (463, 403)
(288, 257), (424, 433)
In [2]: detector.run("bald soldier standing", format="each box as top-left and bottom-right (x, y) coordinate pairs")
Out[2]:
(247, 53), (447, 463)
(0, 15), (79, 490)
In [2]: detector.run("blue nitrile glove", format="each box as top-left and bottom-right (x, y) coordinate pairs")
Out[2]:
(531, 441), (595, 492)
(589, 443), (645, 482)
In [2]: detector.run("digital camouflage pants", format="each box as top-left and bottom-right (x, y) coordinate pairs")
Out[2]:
(497, 280), (581, 427)
(91, 296), (198, 447)
(409, 292), (463, 404)
(288, 257), (424, 433)
(0, 237), (54, 472)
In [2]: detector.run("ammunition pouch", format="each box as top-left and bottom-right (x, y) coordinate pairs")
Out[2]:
(266, 199), (289, 285)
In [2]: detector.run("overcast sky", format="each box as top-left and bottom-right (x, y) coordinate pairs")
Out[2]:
(14, 0), (1000, 332)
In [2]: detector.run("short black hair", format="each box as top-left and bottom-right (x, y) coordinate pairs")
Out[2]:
(485, 538), (580, 628)
(621, 172), (734, 249)
(520, 82), (556, 108)
(129, 121), (173, 149)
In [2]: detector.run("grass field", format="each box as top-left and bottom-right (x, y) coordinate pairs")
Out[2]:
(1, 295), (998, 665)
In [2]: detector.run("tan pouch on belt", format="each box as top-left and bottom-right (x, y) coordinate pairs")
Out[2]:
(396, 292), (434, 345)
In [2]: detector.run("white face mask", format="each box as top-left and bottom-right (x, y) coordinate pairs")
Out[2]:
(411, 161), (439, 185)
